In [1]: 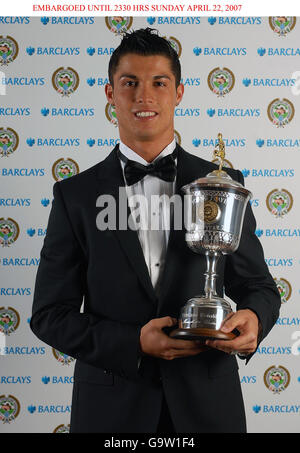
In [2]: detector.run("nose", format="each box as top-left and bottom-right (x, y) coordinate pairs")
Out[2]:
(135, 82), (154, 104)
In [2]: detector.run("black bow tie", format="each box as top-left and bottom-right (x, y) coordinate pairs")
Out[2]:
(117, 148), (178, 186)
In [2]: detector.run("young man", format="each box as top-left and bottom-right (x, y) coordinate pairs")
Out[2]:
(31, 28), (281, 433)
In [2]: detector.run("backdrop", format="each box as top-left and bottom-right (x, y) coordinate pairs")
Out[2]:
(0, 15), (299, 433)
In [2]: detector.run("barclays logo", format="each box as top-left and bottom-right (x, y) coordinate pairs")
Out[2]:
(41, 198), (50, 207)
(180, 77), (200, 87)
(255, 405), (300, 414)
(257, 139), (300, 148)
(26, 137), (80, 147)
(0, 107), (30, 116)
(244, 78), (295, 87)
(192, 138), (245, 148)
(1, 376), (31, 384)
(86, 138), (120, 147)
(209, 17), (262, 25)
(241, 168), (295, 178)
(240, 376), (257, 384)
(276, 317), (300, 327)
(1, 77), (45, 86)
(194, 47), (247, 56)
(255, 229), (263, 237)
(0, 257), (40, 266)
(155, 17), (201, 25)
(0, 198), (31, 207)
(41, 108), (94, 117)
(29, 405), (71, 414)
(41, 376), (74, 384)
(256, 346), (291, 354)
(87, 77), (109, 86)
(0, 17), (30, 24)
(209, 108), (260, 118)
(0, 288), (31, 296)
(1, 168), (45, 176)
(26, 47), (80, 56)
(261, 48), (300, 56)
(87, 47), (115, 56)
(265, 229), (300, 238)
(41, 17), (95, 25)
(265, 258), (293, 267)
(174, 108), (200, 117)
(26, 228), (46, 237)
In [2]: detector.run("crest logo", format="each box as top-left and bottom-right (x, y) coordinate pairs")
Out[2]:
(163, 36), (182, 57)
(0, 218), (20, 247)
(105, 17), (133, 35)
(52, 158), (79, 181)
(267, 98), (294, 127)
(274, 278), (292, 304)
(105, 103), (118, 126)
(266, 189), (293, 218)
(53, 424), (70, 433)
(52, 67), (79, 97)
(269, 17), (296, 37)
(207, 67), (235, 97)
(0, 128), (19, 157)
(0, 307), (20, 335)
(0, 395), (20, 423)
(0, 36), (19, 66)
(264, 365), (290, 394)
(52, 348), (75, 366)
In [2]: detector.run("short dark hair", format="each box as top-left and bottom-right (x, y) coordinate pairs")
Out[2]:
(108, 28), (181, 88)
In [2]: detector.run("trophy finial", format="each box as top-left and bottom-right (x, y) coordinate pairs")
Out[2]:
(213, 133), (226, 176)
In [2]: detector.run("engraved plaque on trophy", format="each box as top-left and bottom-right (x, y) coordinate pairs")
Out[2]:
(170, 133), (252, 342)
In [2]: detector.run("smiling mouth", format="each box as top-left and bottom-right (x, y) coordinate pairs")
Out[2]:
(134, 111), (158, 118)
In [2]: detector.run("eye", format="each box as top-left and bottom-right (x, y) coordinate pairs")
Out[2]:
(125, 80), (137, 87)
(155, 81), (166, 87)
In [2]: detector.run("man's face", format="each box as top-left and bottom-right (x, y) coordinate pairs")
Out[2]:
(105, 54), (184, 145)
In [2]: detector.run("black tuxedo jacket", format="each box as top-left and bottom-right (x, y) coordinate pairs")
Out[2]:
(31, 144), (281, 433)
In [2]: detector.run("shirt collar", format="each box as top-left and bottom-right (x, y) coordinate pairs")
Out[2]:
(119, 138), (177, 166)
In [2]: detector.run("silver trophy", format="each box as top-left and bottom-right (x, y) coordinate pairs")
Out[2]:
(170, 133), (252, 342)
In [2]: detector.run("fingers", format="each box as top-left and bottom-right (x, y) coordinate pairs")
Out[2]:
(205, 309), (259, 354)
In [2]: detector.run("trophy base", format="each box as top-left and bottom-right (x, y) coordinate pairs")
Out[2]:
(170, 327), (238, 342)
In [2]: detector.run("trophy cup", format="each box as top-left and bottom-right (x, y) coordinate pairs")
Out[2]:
(170, 133), (252, 342)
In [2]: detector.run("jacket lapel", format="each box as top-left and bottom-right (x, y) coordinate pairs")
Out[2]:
(96, 147), (158, 305)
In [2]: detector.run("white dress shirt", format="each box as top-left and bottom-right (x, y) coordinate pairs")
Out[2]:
(119, 139), (177, 292)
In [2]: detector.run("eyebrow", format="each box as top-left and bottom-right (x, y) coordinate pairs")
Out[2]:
(119, 74), (171, 81)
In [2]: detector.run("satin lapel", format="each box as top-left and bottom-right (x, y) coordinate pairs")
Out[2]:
(156, 146), (212, 311)
(96, 147), (157, 305)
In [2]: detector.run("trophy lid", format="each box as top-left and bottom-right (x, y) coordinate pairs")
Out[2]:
(182, 133), (252, 198)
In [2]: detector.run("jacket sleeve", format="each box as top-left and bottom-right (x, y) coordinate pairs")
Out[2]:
(30, 181), (142, 379)
(224, 170), (281, 357)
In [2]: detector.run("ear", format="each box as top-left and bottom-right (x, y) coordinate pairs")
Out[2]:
(175, 83), (184, 106)
(105, 83), (115, 105)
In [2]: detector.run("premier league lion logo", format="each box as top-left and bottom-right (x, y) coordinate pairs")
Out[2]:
(267, 98), (294, 128)
(52, 67), (79, 97)
(0, 218), (20, 247)
(264, 366), (290, 394)
(269, 17), (296, 37)
(208, 67), (235, 97)
(0, 36), (19, 66)
(0, 395), (20, 423)
(266, 189), (293, 218)
(105, 17), (133, 35)
(52, 158), (80, 181)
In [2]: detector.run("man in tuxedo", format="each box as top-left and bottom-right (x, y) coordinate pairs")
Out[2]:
(30, 28), (281, 433)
